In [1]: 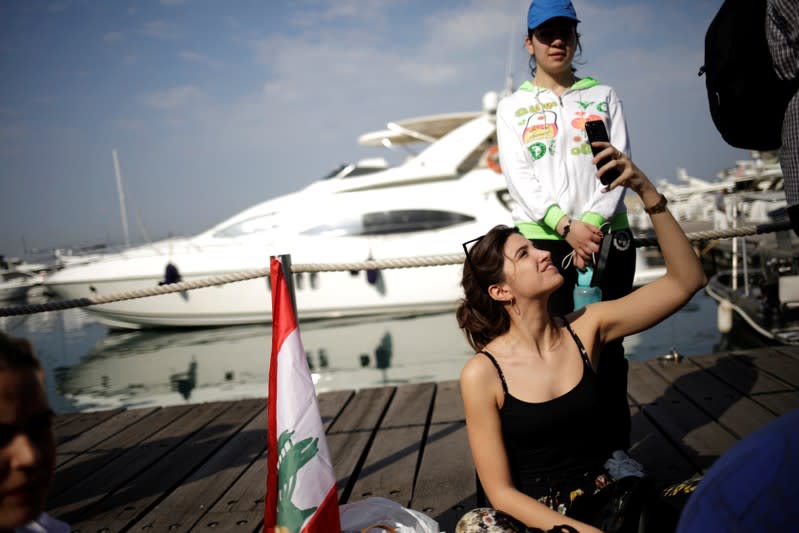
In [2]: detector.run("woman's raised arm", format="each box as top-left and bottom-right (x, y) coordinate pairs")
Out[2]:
(586, 142), (708, 344)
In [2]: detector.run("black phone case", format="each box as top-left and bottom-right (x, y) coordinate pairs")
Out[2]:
(585, 120), (620, 186)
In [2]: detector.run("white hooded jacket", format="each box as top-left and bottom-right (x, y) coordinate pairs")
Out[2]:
(496, 77), (630, 239)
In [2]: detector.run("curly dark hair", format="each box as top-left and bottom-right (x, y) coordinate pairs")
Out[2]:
(456, 225), (521, 352)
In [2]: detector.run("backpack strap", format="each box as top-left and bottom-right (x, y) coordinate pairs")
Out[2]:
(479, 350), (508, 395)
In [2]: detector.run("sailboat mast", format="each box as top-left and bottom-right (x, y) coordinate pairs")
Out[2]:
(112, 148), (131, 247)
(503, 0), (527, 97)
(503, 15), (515, 96)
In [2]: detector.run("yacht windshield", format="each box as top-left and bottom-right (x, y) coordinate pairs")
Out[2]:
(321, 159), (389, 180)
(321, 164), (347, 180)
(302, 209), (474, 237)
(212, 213), (279, 238)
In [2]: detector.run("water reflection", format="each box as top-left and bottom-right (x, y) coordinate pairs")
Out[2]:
(51, 312), (471, 412)
(0, 290), (732, 413)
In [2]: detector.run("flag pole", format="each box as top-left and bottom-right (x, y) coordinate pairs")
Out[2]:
(278, 253), (298, 318)
(265, 254), (341, 532)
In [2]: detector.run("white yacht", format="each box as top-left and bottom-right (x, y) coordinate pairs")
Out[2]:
(44, 92), (663, 329)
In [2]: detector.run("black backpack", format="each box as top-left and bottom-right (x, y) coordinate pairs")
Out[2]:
(699, 0), (799, 151)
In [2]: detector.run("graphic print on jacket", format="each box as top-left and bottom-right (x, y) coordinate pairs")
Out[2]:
(516, 100), (608, 161)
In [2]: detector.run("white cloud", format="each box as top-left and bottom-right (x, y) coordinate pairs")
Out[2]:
(178, 51), (220, 67)
(251, 0), (516, 96)
(0, 121), (26, 157)
(395, 63), (460, 85)
(287, 0), (394, 27)
(47, 2), (69, 14)
(142, 20), (180, 39)
(104, 31), (124, 43)
(113, 118), (148, 131)
(142, 85), (206, 110)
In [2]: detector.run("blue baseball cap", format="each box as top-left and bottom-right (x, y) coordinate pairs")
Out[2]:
(527, 0), (580, 30)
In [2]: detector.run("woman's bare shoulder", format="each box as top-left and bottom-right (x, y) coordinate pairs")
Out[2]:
(460, 351), (499, 387)
(563, 303), (603, 332)
(461, 351), (504, 409)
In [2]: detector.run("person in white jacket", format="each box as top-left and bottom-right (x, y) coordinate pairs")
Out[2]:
(495, 0), (637, 463)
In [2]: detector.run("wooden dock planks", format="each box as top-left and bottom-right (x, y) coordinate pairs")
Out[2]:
(347, 382), (435, 507)
(46, 346), (799, 532)
(410, 380), (475, 533)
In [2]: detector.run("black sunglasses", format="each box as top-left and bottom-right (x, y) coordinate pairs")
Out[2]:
(462, 234), (487, 289)
(461, 226), (520, 287)
(532, 23), (576, 44)
(462, 235), (485, 264)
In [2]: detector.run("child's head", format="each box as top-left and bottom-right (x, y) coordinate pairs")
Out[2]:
(0, 332), (55, 529)
(525, 0), (582, 78)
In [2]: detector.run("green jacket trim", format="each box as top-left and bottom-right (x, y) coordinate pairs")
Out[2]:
(518, 76), (599, 92)
(543, 204), (567, 231)
(516, 212), (630, 240)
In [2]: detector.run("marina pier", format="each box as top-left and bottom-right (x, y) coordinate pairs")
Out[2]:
(47, 345), (799, 532)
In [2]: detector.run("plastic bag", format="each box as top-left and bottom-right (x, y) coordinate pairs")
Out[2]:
(339, 496), (440, 533)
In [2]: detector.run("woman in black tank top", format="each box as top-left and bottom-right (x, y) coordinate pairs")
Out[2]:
(454, 152), (706, 532)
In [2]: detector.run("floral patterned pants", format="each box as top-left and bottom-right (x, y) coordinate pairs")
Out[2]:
(455, 507), (543, 533)
(455, 475), (700, 533)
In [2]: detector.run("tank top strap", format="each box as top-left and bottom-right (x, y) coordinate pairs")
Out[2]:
(479, 350), (509, 395)
(560, 316), (591, 368)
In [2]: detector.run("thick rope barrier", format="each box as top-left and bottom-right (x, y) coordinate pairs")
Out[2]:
(0, 220), (792, 317)
(0, 255), (465, 317)
(632, 219), (792, 248)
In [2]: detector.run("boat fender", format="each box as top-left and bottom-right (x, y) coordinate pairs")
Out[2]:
(366, 251), (379, 285)
(159, 262), (182, 285)
(367, 268), (379, 285)
(485, 145), (502, 174)
(717, 299), (733, 334)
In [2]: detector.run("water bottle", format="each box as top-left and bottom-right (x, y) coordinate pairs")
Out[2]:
(573, 266), (602, 311)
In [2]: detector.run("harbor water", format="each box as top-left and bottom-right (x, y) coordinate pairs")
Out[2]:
(0, 290), (767, 414)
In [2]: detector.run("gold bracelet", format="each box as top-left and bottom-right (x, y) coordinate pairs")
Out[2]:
(644, 193), (668, 215)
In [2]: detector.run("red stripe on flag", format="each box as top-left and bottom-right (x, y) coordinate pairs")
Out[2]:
(264, 257), (297, 531)
(271, 258), (298, 353)
(301, 484), (341, 533)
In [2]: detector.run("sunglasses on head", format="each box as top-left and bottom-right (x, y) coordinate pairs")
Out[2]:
(461, 226), (521, 284)
(462, 235), (485, 269)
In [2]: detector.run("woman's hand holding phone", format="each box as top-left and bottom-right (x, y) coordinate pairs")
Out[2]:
(585, 120), (622, 187)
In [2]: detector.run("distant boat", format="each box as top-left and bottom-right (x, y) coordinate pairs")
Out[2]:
(0, 256), (49, 302)
(44, 91), (666, 329)
(705, 217), (799, 346)
(626, 153), (785, 234)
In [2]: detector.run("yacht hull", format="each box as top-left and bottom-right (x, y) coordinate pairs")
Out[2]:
(46, 264), (465, 329)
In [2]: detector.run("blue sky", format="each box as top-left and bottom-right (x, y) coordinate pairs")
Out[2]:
(0, 0), (745, 259)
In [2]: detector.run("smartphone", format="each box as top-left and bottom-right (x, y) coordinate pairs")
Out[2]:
(584, 120), (620, 186)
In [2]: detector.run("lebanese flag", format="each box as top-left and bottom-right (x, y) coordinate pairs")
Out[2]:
(265, 257), (341, 533)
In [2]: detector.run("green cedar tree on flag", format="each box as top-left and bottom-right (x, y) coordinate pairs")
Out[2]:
(265, 257), (341, 533)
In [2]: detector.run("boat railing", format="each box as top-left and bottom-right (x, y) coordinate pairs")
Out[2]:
(0, 220), (793, 319)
